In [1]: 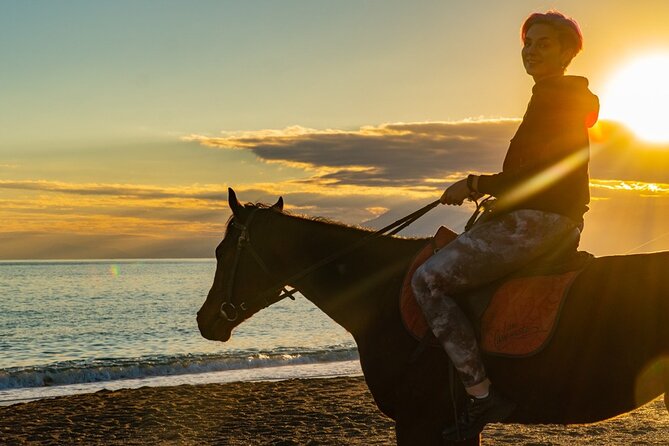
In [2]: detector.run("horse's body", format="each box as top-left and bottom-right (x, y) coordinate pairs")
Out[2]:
(197, 191), (669, 445)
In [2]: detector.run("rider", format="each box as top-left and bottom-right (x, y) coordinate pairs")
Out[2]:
(411, 10), (600, 440)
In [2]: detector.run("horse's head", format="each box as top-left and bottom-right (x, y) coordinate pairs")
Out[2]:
(196, 188), (284, 342)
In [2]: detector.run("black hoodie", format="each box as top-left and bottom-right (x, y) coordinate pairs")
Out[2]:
(477, 75), (600, 224)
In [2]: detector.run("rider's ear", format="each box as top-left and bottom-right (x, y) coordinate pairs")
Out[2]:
(272, 196), (284, 211)
(228, 188), (243, 216)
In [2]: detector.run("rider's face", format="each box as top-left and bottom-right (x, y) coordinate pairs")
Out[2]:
(522, 24), (571, 82)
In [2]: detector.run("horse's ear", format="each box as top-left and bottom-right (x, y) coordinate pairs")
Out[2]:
(228, 188), (243, 216)
(272, 196), (284, 211)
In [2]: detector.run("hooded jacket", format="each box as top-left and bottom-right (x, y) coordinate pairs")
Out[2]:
(476, 75), (600, 224)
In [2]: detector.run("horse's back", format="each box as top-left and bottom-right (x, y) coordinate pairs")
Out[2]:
(487, 251), (669, 424)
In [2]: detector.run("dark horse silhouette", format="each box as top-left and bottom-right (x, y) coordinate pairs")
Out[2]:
(197, 189), (669, 445)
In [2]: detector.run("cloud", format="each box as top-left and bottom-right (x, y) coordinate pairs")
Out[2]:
(185, 120), (521, 187)
(184, 119), (669, 226)
(0, 180), (229, 202)
(590, 179), (669, 196)
(189, 119), (669, 185)
(0, 173), (478, 260)
(187, 119), (669, 199)
(0, 232), (218, 260)
(0, 182), (234, 249)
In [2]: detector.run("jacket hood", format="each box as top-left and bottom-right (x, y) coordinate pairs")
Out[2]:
(533, 75), (600, 128)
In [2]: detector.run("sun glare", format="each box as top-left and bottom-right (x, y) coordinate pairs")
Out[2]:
(601, 53), (669, 144)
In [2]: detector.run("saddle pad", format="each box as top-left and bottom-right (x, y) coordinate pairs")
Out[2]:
(400, 229), (582, 357)
(479, 270), (579, 356)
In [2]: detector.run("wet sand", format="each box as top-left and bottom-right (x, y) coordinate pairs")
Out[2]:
(1, 376), (668, 445)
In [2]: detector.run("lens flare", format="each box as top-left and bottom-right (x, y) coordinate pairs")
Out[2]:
(494, 147), (589, 210)
(635, 356), (669, 407)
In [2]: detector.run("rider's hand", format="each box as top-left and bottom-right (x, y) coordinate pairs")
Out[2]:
(440, 178), (483, 205)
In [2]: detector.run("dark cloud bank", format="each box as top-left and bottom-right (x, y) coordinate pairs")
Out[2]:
(194, 119), (669, 187)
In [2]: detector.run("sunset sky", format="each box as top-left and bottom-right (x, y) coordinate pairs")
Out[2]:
(3, 0), (669, 259)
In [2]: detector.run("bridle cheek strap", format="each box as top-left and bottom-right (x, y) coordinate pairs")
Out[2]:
(220, 211), (295, 322)
(243, 242), (298, 302)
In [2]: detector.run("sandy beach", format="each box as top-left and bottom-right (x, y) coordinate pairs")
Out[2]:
(1, 376), (668, 445)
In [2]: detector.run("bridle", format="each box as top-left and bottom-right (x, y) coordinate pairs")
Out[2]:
(219, 208), (297, 322)
(218, 200), (442, 322)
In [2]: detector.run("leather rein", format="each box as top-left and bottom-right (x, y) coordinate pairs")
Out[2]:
(219, 200), (441, 322)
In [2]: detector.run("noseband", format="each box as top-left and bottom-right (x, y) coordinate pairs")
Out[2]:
(219, 209), (297, 322)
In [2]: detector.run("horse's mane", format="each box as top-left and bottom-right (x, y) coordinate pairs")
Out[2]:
(227, 201), (376, 234)
(225, 201), (423, 241)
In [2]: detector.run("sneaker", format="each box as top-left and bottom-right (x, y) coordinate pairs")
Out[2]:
(443, 387), (516, 441)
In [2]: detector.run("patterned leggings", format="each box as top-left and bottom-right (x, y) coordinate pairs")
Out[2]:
(411, 209), (578, 387)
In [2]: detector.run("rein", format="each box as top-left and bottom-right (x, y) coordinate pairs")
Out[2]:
(219, 200), (441, 322)
(464, 196), (494, 232)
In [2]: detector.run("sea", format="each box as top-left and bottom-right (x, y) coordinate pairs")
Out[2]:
(0, 259), (361, 406)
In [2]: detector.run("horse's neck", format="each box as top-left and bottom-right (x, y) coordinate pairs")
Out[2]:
(270, 213), (424, 335)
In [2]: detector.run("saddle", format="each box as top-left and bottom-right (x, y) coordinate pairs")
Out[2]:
(400, 226), (593, 357)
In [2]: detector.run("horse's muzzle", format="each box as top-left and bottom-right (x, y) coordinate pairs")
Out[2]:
(196, 310), (232, 342)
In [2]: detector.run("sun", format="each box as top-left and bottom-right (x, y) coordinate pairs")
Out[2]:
(600, 53), (669, 144)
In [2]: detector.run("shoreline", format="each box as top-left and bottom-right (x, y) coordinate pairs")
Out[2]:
(2, 376), (668, 445)
(0, 360), (363, 407)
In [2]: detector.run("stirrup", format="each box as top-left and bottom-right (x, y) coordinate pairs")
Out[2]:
(443, 387), (516, 441)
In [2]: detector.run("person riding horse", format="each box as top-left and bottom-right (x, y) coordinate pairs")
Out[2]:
(411, 10), (600, 440)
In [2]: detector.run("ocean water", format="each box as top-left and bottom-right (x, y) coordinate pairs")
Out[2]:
(0, 260), (360, 405)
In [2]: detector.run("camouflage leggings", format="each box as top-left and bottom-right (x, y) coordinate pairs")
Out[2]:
(411, 209), (578, 387)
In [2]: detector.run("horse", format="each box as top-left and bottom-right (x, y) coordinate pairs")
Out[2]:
(196, 188), (669, 445)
